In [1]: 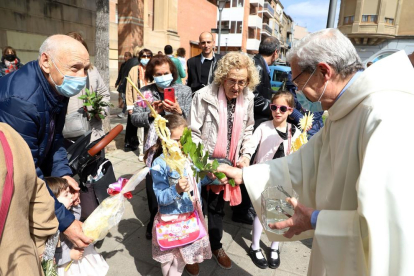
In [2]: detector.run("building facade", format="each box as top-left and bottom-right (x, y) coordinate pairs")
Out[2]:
(217, 0), (293, 58)
(0, 0), (97, 64)
(293, 24), (310, 47)
(338, 0), (414, 62)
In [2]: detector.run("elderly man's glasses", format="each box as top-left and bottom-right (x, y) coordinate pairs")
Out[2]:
(227, 79), (248, 88)
(291, 70), (305, 87)
(270, 104), (292, 113)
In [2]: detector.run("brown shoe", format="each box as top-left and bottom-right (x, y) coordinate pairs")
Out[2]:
(185, 263), (199, 276)
(212, 248), (232, 269)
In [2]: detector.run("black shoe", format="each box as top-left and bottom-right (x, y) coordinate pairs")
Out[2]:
(248, 245), (268, 269)
(232, 211), (254, 225)
(124, 144), (138, 151)
(268, 249), (280, 269)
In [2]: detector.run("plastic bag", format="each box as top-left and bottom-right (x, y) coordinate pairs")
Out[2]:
(82, 167), (149, 242)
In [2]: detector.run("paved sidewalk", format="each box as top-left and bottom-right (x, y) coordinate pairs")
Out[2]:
(96, 93), (312, 276)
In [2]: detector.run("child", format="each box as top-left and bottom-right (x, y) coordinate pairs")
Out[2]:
(248, 91), (301, 270)
(148, 114), (214, 276)
(46, 177), (109, 276)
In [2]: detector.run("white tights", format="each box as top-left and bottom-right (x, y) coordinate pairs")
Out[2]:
(252, 216), (279, 251)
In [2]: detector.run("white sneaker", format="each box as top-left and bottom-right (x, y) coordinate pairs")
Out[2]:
(138, 155), (144, 162)
(117, 112), (125, 118)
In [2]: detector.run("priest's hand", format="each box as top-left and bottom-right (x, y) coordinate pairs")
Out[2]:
(63, 220), (93, 248)
(217, 164), (244, 185)
(268, 197), (314, 238)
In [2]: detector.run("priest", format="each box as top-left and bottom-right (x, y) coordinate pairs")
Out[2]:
(218, 28), (414, 276)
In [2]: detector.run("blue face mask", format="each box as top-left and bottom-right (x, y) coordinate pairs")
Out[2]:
(50, 59), (87, 97)
(154, 74), (173, 89)
(140, 58), (149, 66)
(296, 69), (328, 113)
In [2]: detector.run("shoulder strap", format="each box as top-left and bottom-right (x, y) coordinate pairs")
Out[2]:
(0, 131), (14, 240)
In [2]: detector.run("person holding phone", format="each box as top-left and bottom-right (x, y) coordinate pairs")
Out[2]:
(130, 54), (192, 242)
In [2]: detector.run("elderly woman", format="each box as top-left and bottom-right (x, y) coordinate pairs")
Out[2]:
(125, 48), (153, 158)
(189, 52), (259, 271)
(65, 32), (111, 142)
(0, 46), (23, 77)
(131, 54), (192, 241)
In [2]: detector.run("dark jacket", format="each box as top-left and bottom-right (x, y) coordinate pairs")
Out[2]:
(186, 53), (222, 93)
(252, 54), (273, 129)
(115, 61), (126, 87)
(0, 60), (75, 232)
(117, 57), (139, 94)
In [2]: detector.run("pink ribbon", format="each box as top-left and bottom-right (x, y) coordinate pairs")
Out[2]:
(107, 178), (133, 199)
(135, 91), (154, 108)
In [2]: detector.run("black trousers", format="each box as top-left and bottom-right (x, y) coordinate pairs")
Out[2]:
(125, 113), (138, 148)
(203, 184), (252, 251)
(145, 172), (158, 234)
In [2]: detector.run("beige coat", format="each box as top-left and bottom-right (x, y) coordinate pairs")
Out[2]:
(243, 51), (414, 275)
(0, 123), (58, 276)
(189, 83), (256, 159)
(126, 65), (148, 110)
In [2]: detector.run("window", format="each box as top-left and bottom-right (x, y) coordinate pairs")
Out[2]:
(272, 70), (291, 82)
(362, 15), (377, 23)
(385, 17), (394, 25)
(343, 16), (354, 25)
(218, 21), (230, 29)
(237, 21), (243, 34)
(231, 21), (236, 33)
(232, 0), (241, 7)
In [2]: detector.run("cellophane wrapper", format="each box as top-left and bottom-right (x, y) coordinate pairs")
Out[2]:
(82, 167), (149, 242)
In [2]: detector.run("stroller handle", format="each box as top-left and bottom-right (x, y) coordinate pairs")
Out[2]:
(87, 124), (123, 157)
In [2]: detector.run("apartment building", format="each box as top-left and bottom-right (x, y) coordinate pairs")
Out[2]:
(338, 0), (414, 62)
(293, 25), (310, 47)
(217, 0), (293, 57)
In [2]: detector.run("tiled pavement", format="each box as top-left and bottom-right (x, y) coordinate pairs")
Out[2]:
(95, 92), (312, 276)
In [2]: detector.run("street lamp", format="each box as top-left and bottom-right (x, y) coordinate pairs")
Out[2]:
(217, 0), (228, 54)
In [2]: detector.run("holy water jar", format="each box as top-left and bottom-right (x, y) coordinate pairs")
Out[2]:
(261, 186), (298, 234)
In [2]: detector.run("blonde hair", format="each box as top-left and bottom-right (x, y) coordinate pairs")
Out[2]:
(213, 52), (259, 91)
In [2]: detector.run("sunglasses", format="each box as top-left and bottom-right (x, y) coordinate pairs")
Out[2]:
(270, 104), (292, 113)
(141, 55), (151, 58)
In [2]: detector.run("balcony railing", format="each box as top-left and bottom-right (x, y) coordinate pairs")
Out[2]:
(262, 23), (272, 35)
(263, 2), (275, 18)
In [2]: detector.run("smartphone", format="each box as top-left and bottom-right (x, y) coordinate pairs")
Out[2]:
(164, 87), (175, 103)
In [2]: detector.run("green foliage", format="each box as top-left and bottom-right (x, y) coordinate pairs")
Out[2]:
(180, 127), (236, 187)
(79, 88), (113, 119)
(41, 259), (58, 276)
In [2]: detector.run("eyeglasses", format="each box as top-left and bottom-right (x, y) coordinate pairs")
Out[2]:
(291, 70), (305, 87)
(141, 55), (151, 58)
(226, 79), (248, 88)
(270, 104), (292, 113)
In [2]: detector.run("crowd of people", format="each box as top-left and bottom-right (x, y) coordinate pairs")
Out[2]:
(0, 27), (414, 276)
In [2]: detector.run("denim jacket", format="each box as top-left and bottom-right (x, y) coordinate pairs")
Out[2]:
(151, 155), (213, 215)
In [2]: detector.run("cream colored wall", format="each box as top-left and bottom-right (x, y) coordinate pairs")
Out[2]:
(398, 0), (414, 35)
(362, 0), (379, 15)
(384, 0), (398, 19)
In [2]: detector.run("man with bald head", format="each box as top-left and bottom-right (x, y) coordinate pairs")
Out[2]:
(186, 32), (222, 94)
(0, 34), (93, 249)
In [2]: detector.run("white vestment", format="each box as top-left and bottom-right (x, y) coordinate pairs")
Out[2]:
(243, 51), (414, 276)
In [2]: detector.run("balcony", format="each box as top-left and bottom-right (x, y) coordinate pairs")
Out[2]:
(262, 2), (274, 18)
(247, 38), (261, 51)
(261, 23), (272, 36)
(249, 0), (264, 7)
(248, 14), (263, 29)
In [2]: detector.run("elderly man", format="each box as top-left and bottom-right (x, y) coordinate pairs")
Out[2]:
(0, 35), (93, 248)
(219, 28), (414, 275)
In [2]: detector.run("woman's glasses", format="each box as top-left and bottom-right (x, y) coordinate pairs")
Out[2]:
(141, 55), (151, 58)
(226, 78), (248, 88)
(270, 104), (292, 113)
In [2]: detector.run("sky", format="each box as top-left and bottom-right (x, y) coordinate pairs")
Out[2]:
(283, 0), (341, 33)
